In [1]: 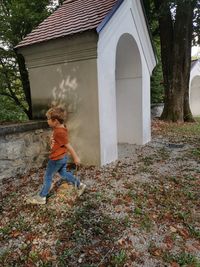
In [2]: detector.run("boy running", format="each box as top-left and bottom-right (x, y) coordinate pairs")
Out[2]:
(27, 107), (86, 204)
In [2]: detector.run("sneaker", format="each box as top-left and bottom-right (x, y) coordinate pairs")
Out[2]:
(26, 194), (46, 205)
(77, 183), (86, 196)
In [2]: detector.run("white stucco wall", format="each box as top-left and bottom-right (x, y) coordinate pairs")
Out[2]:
(97, 0), (156, 165)
(189, 60), (200, 116)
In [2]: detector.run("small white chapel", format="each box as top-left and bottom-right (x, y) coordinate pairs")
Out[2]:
(17, 0), (156, 165)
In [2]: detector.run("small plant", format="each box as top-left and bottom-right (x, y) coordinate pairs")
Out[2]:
(110, 249), (127, 266)
(187, 224), (200, 239)
(140, 215), (153, 232)
(127, 189), (137, 199)
(0, 225), (11, 236)
(58, 249), (75, 265)
(184, 175), (197, 181)
(94, 191), (111, 204)
(134, 207), (143, 215)
(0, 249), (9, 265)
(185, 190), (196, 200)
(169, 176), (180, 184)
(191, 148), (200, 158)
(15, 216), (31, 232)
(143, 156), (154, 166)
(138, 165), (152, 173)
(29, 251), (40, 263)
(123, 215), (131, 227)
(158, 147), (170, 160)
(175, 211), (190, 221)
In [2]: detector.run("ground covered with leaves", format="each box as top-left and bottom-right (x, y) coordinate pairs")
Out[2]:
(0, 119), (200, 267)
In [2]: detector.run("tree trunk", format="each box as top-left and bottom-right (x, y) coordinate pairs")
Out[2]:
(155, 0), (196, 122)
(59, 0), (64, 5)
(15, 52), (33, 119)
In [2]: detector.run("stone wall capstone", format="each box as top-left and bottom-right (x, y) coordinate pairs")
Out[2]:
(0, 121), (51, 183)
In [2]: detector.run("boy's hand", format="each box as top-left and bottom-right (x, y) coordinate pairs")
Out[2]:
(74, 156), (81, 165)
(65, 143), (80, 165)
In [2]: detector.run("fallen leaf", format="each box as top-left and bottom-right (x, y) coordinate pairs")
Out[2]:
(40, 249), (55, 261)
(170, 226), (177, 233)
(153, 248), (162, 256)
(171, 262), (180, 267)
(164, 235), (174, 249)
(10, 231), (21, 238)
(178, 228), (190, 239)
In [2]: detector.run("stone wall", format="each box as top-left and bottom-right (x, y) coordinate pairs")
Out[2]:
(0, 121), (51, 182)
(151, 103), (164, 118)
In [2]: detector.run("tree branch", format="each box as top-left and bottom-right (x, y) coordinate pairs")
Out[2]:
(0, 58), (28, 114)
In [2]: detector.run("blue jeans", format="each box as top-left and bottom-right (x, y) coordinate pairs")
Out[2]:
(40, 156), (80, 197)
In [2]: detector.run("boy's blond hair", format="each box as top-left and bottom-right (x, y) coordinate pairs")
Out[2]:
(46, 107), (66, 124)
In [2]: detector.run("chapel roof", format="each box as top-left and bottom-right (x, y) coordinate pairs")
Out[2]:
(16, 0), (118, 48)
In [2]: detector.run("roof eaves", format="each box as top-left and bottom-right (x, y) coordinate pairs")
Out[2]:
(96, 0), (124, 33)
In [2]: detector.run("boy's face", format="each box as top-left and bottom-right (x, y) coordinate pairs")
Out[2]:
(47, 117), (58, 128)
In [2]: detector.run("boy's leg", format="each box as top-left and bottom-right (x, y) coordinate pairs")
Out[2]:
(27, 159), (63, 204)
(39, 159), (57, 197)
(58, 164), (80, 187)
(58, 157), (86, 196)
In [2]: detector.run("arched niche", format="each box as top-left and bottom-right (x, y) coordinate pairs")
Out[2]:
(115, 33), (142, 144)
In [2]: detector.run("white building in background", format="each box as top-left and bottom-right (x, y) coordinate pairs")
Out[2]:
(16, 0), (156, 166)
(190, 59), (200, 116)
(192, 46), (200, 58)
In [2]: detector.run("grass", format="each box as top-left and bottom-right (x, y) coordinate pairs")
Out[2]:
(157, 147), (170, 160)
(110, 249), (127, 266)
(191, 148), (200, 158)
(163, 252), (200, 266)
(140, 215), (153, 231)
(142, 156), (155, 166)
(187, 224), (200, 239)
(152, 118), (200, 148)
(0, 215), (31, 238)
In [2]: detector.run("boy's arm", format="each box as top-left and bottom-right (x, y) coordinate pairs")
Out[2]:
(65, 143), (80, 165)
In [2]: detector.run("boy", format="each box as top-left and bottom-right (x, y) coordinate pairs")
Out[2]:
(27, 107), (86, 205)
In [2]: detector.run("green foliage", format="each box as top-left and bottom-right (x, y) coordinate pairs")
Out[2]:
(163, 252), (200, 266)
(0, 0), (56, 121)
(0, 96), (28, 122)
(143, 0), (164, 103)
(110, 250), (127, 266)
(151, 65), (164, 104)
(151, 38), (164, 103)
(0, 47), (28, 121)
(0, 0), (52, 47)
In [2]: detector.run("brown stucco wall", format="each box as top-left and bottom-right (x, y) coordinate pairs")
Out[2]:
(18, 32), (101, 165)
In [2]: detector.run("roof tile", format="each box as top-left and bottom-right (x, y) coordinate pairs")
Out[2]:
(16, 0), (117, 48)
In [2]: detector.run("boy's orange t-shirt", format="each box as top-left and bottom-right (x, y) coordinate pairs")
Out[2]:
(49, 127), (69, 160)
